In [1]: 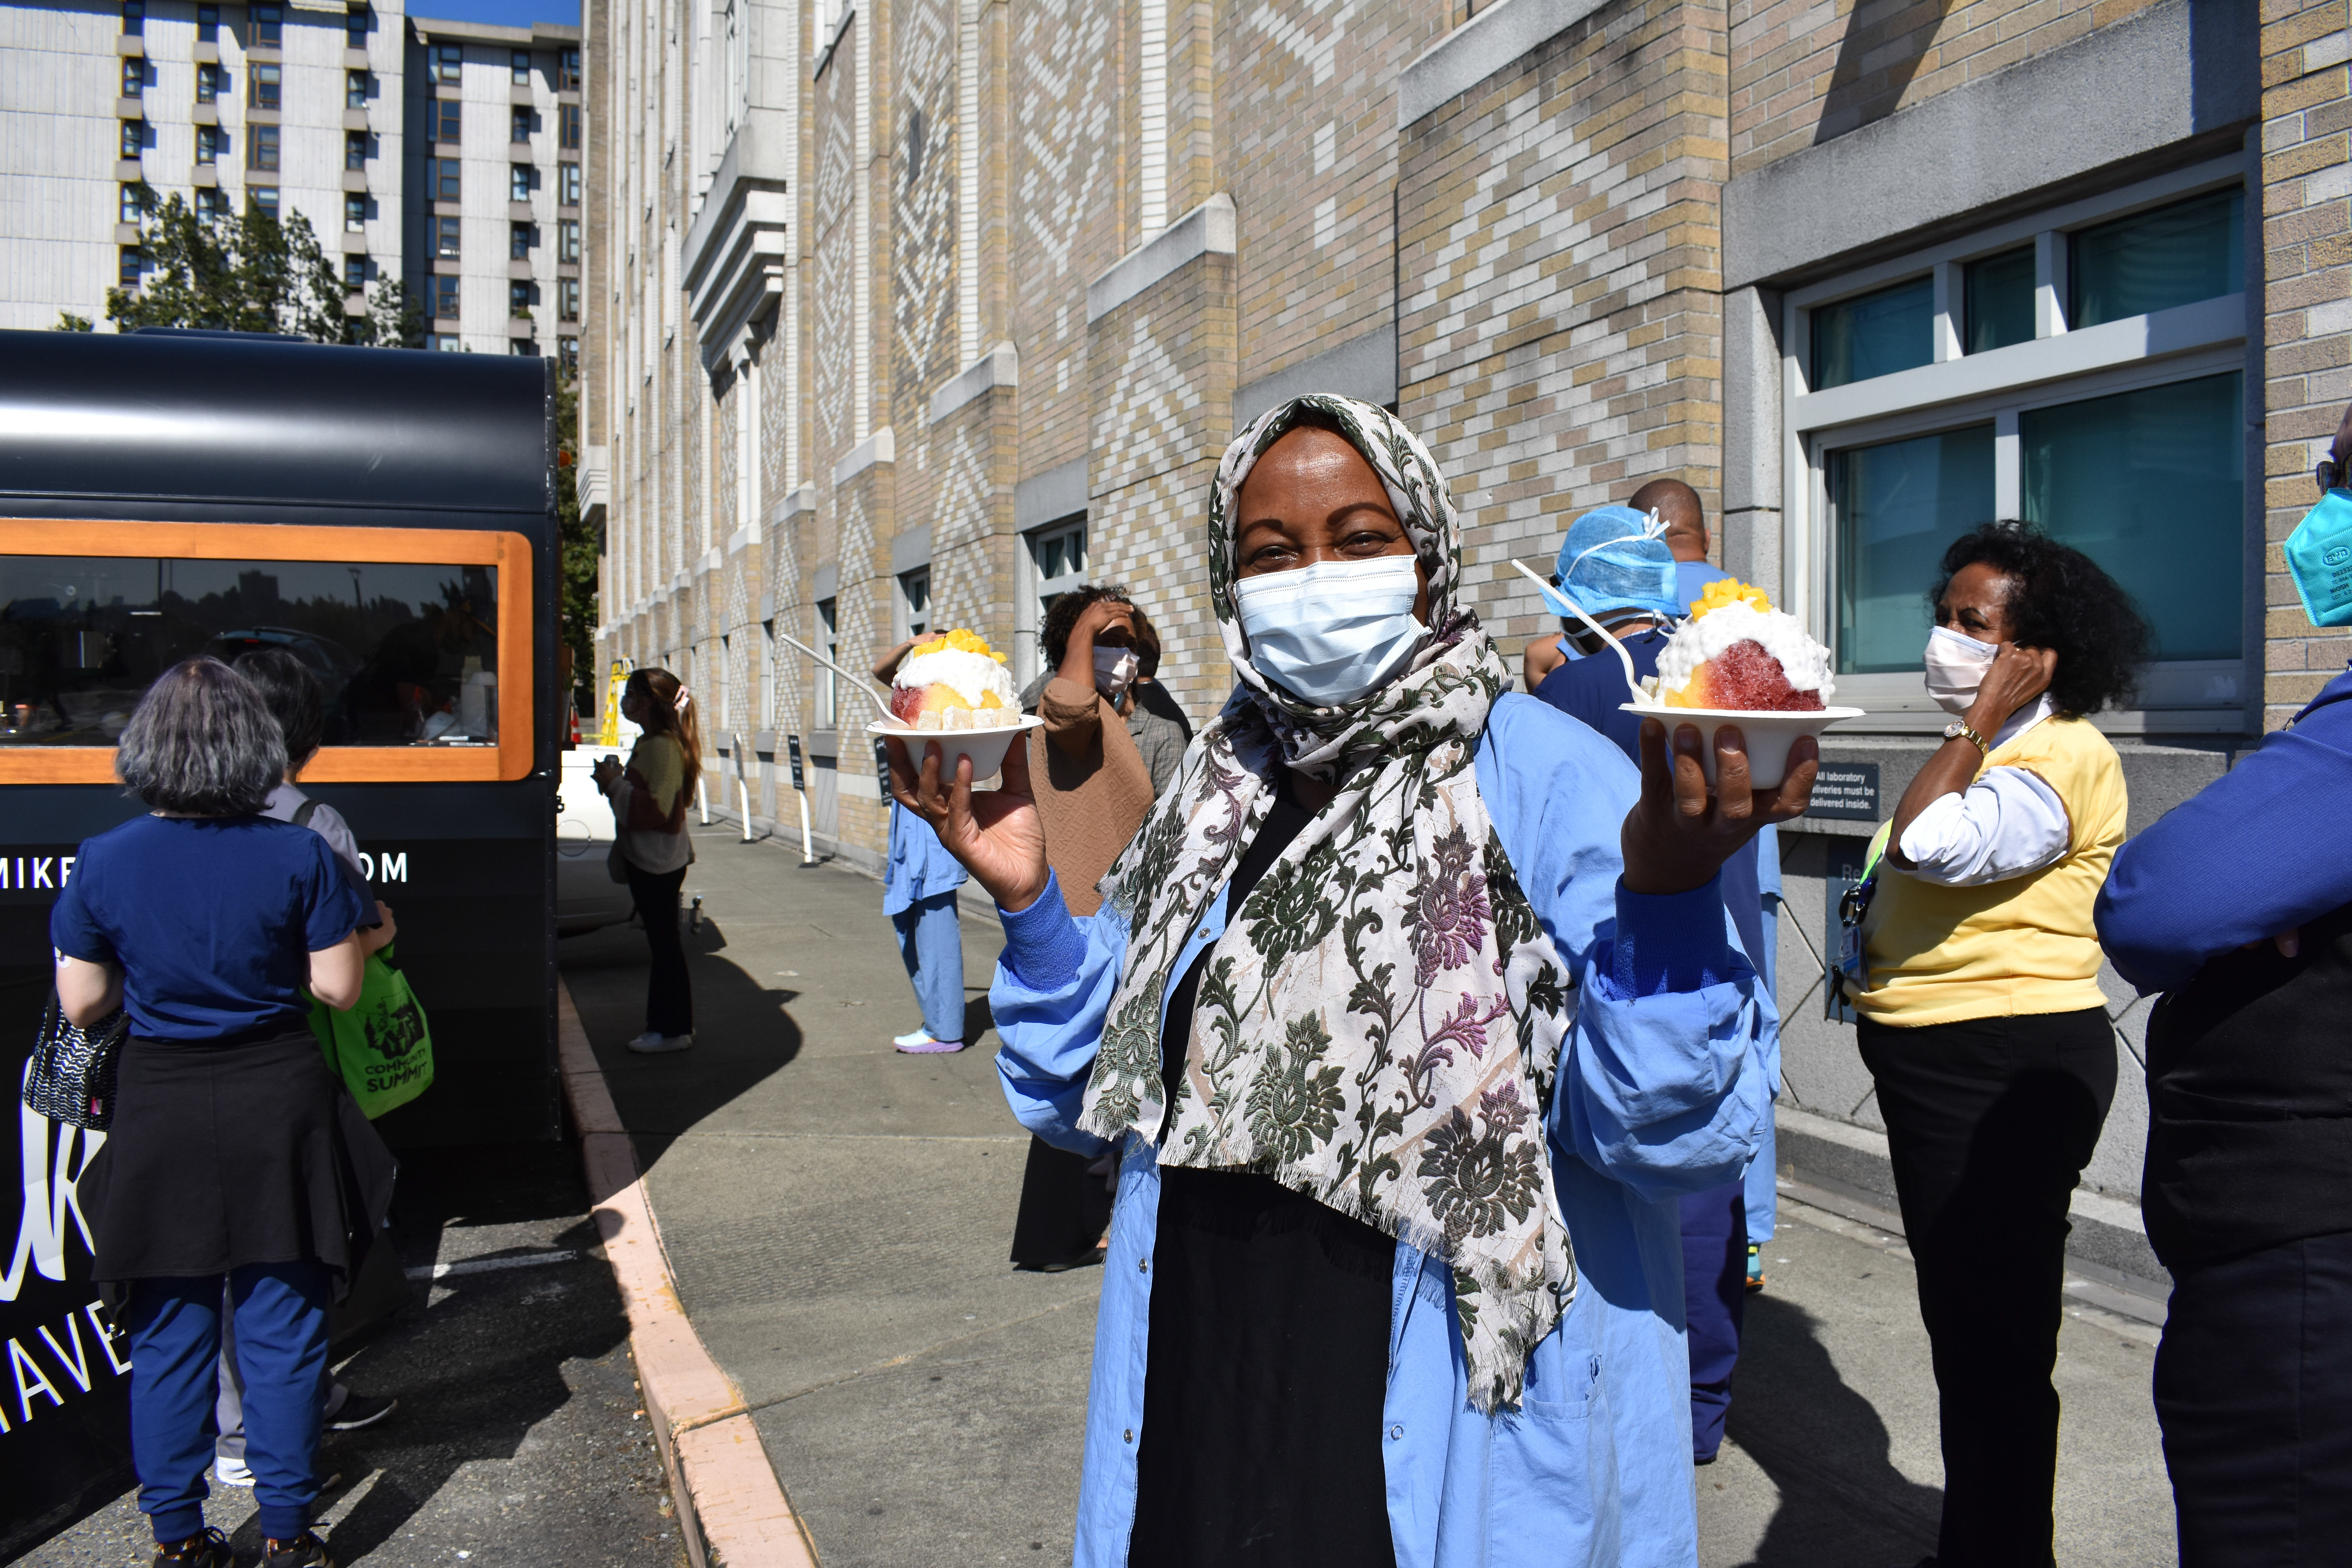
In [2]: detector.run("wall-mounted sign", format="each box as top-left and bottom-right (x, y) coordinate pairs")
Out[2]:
(1807, 762), (1880, 822)
(786, 734), (806, 794)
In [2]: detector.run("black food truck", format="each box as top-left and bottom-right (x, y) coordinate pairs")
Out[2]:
(0, 329), (560, 1552)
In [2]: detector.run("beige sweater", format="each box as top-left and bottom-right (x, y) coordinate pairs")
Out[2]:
(1030, 675), (1157, 917)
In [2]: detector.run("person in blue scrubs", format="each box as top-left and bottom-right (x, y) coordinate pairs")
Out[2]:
(886, 396), (1816, 1567)
(875, 640), (975, 1053)
(1528, 505), (1781, 1463)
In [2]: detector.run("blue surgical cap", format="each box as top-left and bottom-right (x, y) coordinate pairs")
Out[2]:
(1542, 506), (1680, 625)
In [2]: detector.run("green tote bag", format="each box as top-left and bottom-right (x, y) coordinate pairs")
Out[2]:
(308, 945), (435, 1120)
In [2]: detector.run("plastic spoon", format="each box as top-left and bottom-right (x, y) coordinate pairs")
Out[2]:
(773, 630), (895, 722)
(1511, 558), (1656, 707)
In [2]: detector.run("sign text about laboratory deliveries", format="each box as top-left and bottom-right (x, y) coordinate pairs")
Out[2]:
(1807, 763), (1881, 822)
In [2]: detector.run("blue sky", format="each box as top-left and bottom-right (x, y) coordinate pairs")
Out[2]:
(408, 0), (579, 29)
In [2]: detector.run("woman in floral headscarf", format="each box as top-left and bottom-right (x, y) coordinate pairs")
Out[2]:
(887, 396), (1811, 1568)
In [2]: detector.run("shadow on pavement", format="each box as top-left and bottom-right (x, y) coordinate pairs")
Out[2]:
(560, 911), (806, 1165)
(1727, 1293), (1945, 1566)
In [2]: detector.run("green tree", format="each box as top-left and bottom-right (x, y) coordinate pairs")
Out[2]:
(106, 190), (423, 346)
(54, 313), (95, 332)
(554, 371), (598, 708)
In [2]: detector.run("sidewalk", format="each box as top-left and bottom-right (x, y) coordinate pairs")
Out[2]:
(564, 825), (2180, 1568)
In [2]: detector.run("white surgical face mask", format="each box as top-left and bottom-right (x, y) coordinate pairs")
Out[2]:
(1923, 624), (1998, 715)
(1093, 644), (1140, 700)
(1232, 554), (1424, 706)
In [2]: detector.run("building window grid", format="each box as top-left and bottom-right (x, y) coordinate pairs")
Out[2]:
(510, 222), (532, 260)
(122, 57), (145, 97)
(430, 99), (460, 144)
(558, 103), (580, 150)
(120, 183), (145, 223)
(1784, 162), (2252, 726)
(196, 187), (228, 220)
(559, 49), (580, 91)
(431, 44), (462, 86)
(120, 119), (145, 159)
(345, 194), (367, 231)
(558, 218), (579, 263)
(247, 123), (278, 171)
(247, 187), (277, 219)
(249, 63), (280, 111)
(252, 4), (281, 47)
(345, 5), (368, 48)
(510, 165), (533, 202)
(344, 255), (367, 291)
(346, 131), (368, 172)
(119, 247), (143, 286)
(510, 280), (534, 318)
(121, 0), (142, 36)
(557, 163), (579, 207)
(346, 70), (367, 109)
(558, 276), (579, 321)
(426, 157), (460, 202)
(199, 64), (223, 105)
(512, 106), (532, 144)
(195, 125), (220, 164)
(558, 336), (578, 374)
(512, 51), (532, 85)
(434, 214), (461, 258)
(431, 276), (459, 319)
(196, 3), (216, 41)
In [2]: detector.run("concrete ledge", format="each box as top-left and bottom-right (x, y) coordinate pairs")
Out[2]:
(1086, 193), (1236, 325)
(771, 484), (815, 529)
(832, 425), (894, 488)
(1722, 0), (2258, 288)
(1234, 324), (1397, 427)
(556, 981), (819, 1568)
(1776, 1104), (2169, 1293)
(1397, 0), (1612, 128)
(890, 524), (931, 575)
(1014, 455), (1089, 529)
(928, 341), (1018, 425)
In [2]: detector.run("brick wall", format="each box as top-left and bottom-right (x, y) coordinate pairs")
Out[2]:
(1399, 0), (1729, 658)
(2261, 0), (2352, 726)
(1730, 0), (2151, 176)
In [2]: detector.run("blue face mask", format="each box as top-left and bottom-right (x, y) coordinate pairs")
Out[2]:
(2286, 488), (2352, 628)
(1232, 555), (1425, 706)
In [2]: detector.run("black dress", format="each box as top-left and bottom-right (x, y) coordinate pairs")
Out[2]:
(1127, 775), (1399, 1568)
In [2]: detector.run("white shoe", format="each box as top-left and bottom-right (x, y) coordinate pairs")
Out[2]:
(627, 1031), (694, 1053)
(215, 1454), (254, 1488)
(892, 1026), (936, 1048)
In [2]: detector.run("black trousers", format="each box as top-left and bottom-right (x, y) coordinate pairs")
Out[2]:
(1857, 1007), (2116, 1568)
(626, 862), (693, 1038)
(2155, 1228), (2352, 1565)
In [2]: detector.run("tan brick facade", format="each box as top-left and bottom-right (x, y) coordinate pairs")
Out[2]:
(2261, 0), (2352, 725)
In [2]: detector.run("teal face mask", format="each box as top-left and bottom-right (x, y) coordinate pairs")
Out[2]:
(2285, 488), (2352, 628)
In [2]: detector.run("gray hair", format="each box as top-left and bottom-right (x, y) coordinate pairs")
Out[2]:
(115, 658), (287, 816)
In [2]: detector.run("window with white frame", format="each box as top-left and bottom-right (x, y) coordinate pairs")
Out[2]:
(815, 597), (838, 728)
(897, 566), (930, 641)
(1782, 158), (2249, 732)
(760, 619), (777, 730)
(1017, 516), (1087, 688)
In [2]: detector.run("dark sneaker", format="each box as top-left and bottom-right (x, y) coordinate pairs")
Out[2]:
(262, 1532), (336, 1568)
(327, 1391), (398, 1431)
(154, 1528), (235, 1568)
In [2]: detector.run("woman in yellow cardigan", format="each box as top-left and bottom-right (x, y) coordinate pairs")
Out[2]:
(1852, 521), (2149, 1568)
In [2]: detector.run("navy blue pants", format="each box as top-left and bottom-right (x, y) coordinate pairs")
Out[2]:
(125, 1262), (330, 1543)
(1680, 1179), (1748, 1461)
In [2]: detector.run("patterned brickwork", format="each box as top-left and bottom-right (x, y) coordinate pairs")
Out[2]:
(2261, 0), (2352, 726)
(1009, 0), (1125, 474)
(1223, 0), (1440, 383)
(1087, 256), (1237, 719)
(891, 0), (961, 437)
(1398, 0), (1728, 657)
(1728, 0), (2151, 175)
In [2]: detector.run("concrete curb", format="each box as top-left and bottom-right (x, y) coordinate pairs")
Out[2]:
(556, 978), (821, 1568)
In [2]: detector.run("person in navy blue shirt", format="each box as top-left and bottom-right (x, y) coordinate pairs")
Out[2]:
(1529, 505), (1776, 1466)
(2098, 452), (2352, 1561)
(51, 659), (381, 1568)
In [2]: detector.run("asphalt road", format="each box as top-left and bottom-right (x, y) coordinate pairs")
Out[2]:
(27, 1143), (690, 1568)
(563, 827), (2183, 1568)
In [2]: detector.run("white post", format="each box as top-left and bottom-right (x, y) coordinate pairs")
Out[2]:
(797, 790), (815, 865)
(697, 772), (711, 825)
(737, 756), (753, 843)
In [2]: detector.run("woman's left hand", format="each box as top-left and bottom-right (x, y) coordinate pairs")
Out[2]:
(1621, 720), (1818, 895)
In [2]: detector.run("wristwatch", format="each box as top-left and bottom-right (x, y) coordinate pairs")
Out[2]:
(1942, 719), (1990, 756)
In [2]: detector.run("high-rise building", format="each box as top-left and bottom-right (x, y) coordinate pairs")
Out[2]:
(405, 14), (583, 359)
(0, 0), (581, 362)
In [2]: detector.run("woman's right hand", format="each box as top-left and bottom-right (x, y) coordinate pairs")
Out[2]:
(887, 735), (1051, 912)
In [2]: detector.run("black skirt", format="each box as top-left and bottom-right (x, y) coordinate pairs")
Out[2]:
(83, 1026), (397, 1293)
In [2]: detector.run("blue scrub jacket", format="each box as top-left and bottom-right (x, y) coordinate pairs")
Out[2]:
(884, 799), (968, 917)
(991, 694), (1775, 1567)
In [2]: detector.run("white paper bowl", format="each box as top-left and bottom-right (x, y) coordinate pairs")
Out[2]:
(1616, 704), (1864, 790)
(869, 713), (1043, 783)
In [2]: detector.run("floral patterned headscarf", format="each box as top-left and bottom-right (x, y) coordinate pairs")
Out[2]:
(1078, 394), (1577, 1411)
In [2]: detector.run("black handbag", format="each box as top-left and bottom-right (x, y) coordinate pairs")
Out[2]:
(23, 991), (130, 1130)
